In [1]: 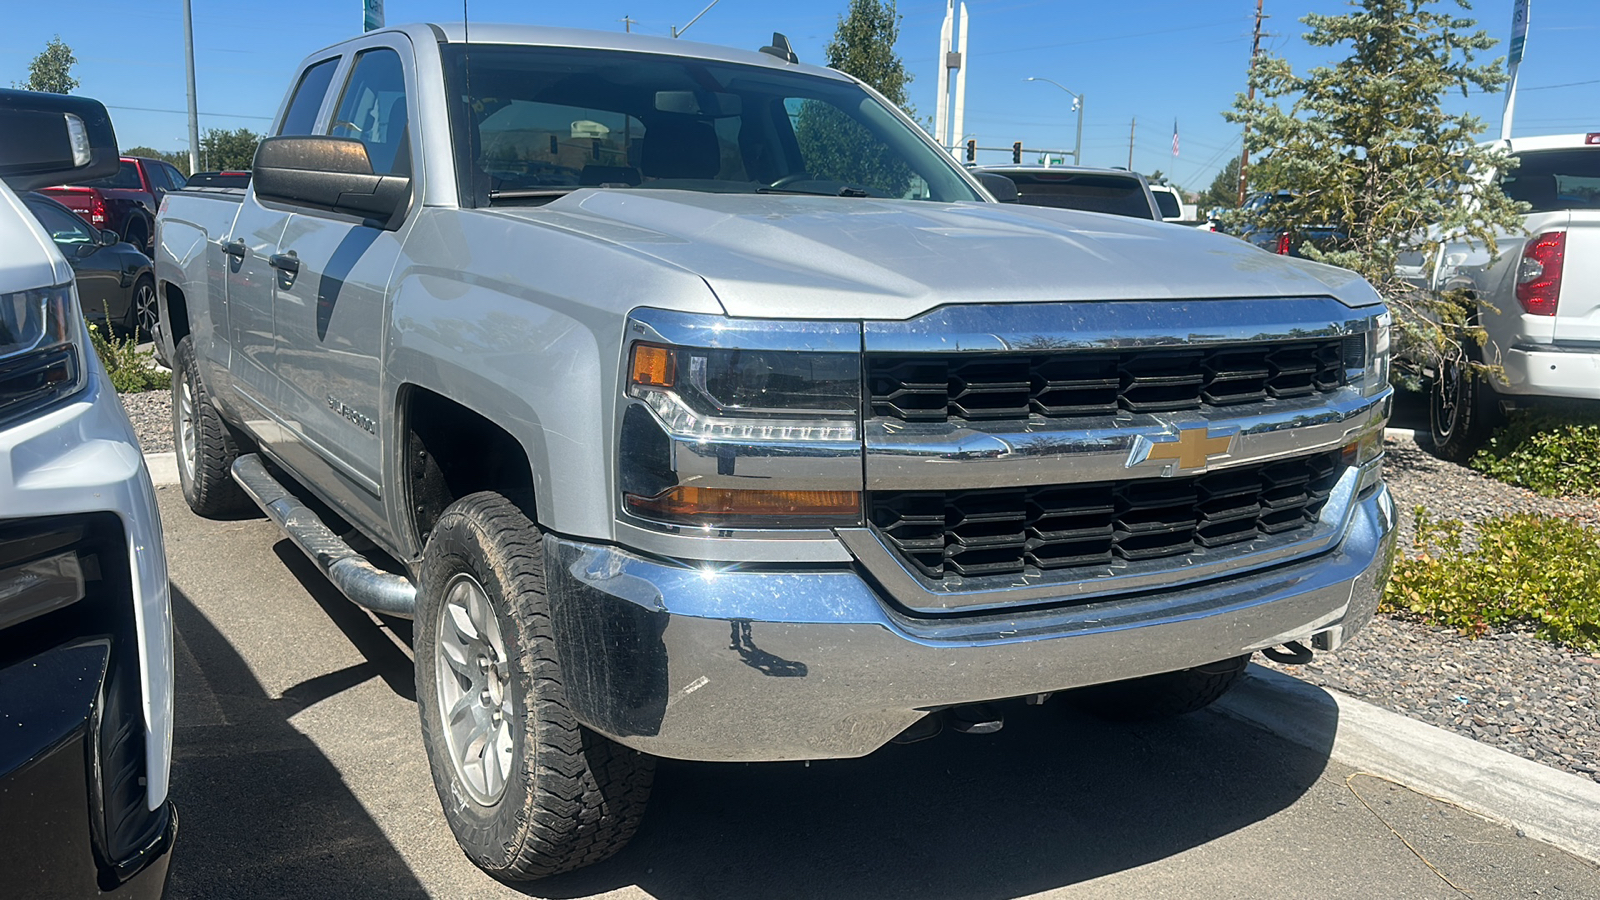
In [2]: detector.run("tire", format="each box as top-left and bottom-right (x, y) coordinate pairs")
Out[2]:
(125, 275), (158, 341)
(171, 335), (250, 517)
(1428, 351), (1498, 463)
(124, 218), (149, 255)
(1067, 654), (1251, 722)
(414, 492), (654, 881)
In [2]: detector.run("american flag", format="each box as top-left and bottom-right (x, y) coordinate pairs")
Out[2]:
(1172, 119), (1180, 158)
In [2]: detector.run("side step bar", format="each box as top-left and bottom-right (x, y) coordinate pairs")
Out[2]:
(231, 454), (417, 618)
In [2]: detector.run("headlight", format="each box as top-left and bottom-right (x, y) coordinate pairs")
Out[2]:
(1364, 311), (1391, 396)
(620, 310), (864, 528)
(628, 343), (859, 442)
(0, 283), (87, 426)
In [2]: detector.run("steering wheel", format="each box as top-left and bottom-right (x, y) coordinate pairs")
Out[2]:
(767, 171), (814, 189)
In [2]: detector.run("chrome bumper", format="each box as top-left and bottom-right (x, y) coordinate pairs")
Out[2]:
(547, 484), (1397, 763)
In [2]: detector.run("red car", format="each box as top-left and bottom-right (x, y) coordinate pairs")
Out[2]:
(39, 155), (187, 255)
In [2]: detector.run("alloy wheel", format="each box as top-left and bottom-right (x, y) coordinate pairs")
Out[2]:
(434, 572), (516, 806)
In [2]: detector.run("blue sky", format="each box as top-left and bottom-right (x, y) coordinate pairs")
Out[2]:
(5, 0), (1596, 192)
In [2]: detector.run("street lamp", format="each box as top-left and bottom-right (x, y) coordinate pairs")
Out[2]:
(1025, 77), (1083, 166)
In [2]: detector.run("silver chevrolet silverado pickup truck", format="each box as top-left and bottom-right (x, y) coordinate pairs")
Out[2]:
(154, 23), (1396, 881)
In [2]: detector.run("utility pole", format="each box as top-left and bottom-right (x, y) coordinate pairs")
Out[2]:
(183, 0), (200, 175)
(1127, 117), (1136, 170)
(1237, 0), (1266, 206)
(620, 15), (637, 33)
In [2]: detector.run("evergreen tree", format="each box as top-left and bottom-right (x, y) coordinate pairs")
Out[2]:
(20, 36), (78, 94)
(1225, 0), (1524, 380)
(1200, 157), (1241, 210)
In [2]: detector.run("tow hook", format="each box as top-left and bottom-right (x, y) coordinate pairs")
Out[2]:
(1262, 640), (1314, 665)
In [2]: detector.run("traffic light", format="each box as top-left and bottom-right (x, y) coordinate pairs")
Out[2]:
(1012, 141), (1023, 164)
(966, 139), (976, 163)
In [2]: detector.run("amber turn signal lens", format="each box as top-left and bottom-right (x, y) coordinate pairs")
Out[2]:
(630, 343), (675, 388)
(625, 486), (861, 524)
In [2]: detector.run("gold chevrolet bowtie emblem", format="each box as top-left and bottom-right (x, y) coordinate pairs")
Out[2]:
(1131, 425), (1235, 473)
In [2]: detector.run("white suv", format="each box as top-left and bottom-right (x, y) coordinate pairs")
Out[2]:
(0, 89), (175, 894)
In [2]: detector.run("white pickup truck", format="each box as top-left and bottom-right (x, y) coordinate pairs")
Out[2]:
(1428, 133), (1600, 458)
(155, 22), (1396, 881)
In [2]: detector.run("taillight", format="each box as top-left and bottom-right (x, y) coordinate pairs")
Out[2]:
(89, 193), (106, 226)
(1275, 231), (1292, 255)
(1515, 231), (1566, 316)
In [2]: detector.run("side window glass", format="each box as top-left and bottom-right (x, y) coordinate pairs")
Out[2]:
(278, 57), (341, 137)
(328, 49), (409, 176)
(31, 203), (95, 245)
(164, 164), (188, 189)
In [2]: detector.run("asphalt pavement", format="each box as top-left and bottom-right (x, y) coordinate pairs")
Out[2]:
(155, 483), (1600, 899)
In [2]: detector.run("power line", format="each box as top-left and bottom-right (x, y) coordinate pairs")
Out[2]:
(105, 104), (273, 122)
(1521, 78), (1600, 92)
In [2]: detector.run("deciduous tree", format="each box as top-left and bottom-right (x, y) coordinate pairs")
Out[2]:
(200, 128), (263, 171)
(20, 36), (78, 94)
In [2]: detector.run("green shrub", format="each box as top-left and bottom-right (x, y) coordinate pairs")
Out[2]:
(1382, 507), (1600, 650)
(1470, 411), (1600, 497)
(88, 320), (169, 394)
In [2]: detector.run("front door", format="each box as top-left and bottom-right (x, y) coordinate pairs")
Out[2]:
(269, 45), (411, 536)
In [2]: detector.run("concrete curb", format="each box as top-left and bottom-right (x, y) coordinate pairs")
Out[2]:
(1215, 664), (1600, 865)
(145, 451), (179, 487)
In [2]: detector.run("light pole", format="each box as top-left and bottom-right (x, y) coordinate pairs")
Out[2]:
(1025, 77), (1083, 166)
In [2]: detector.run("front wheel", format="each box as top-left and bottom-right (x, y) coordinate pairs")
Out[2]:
(414, 492), (654, 881)
(126, 275), (157, 340)
(1067, 655), (1252, 722)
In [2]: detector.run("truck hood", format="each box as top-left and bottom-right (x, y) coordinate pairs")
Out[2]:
(501, 190), (1380, 320)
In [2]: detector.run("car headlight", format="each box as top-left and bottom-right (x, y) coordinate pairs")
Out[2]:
(620, 310), (864, 528)
(627, 342), (859, 442)
(1364, 311), (1390, 396)
(0, 283), (87, 426)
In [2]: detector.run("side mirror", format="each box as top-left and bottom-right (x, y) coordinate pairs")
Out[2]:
(0, 88), (120, 190)
(99, 228), (120, 246)
(974, 172), (1019, 203)
(252, 136), (410, 228)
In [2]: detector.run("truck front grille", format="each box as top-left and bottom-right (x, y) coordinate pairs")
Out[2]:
(868, 449), (1343, 581)
(868, 338), (1357, 423)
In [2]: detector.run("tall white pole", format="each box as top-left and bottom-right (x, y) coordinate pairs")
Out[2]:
(934, 1), (953, 149)
(950, 3), (969, 155)
(1501, 0), (1530, 141)
(183, 0), (200, 174)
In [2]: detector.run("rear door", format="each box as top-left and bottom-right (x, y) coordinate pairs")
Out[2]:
(269, 42), (411, 524)
(223, 54), (343, 421)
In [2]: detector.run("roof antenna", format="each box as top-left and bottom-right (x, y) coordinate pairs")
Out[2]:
(759, 32), (798, 64)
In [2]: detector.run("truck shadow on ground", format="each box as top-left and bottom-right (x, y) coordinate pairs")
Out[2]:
(236, 534), (1341, 900)
(528, 700), (1336, 900)
(165, 586), (430, 899)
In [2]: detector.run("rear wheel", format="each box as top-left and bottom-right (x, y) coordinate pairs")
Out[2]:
(1067, 655), (1252, 722)
(414, 492), (653, 881)
(1429, 351), (1499, 462)
(125, 275), (157, 340)
(124, 218), (149, 254)
(171, 335), (250, 517)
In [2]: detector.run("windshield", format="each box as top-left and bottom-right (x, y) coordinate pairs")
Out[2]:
(441, 45), (981, 206)
(1502, 147), (1600, 213)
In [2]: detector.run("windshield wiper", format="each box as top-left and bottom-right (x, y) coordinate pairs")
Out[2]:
(757, 184), (873, 198)
(487, 187), (580, 204)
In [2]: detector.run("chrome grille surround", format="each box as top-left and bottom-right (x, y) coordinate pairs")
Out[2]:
(850, 297), (1392, 614)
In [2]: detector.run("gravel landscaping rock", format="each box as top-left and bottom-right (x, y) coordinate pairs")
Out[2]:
(121, 389), (172, 454)
(1263, 430), (1600, 784)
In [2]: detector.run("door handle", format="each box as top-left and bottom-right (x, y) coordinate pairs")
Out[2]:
(269, 251), (299, 274)
(221, 238), (246, 258)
